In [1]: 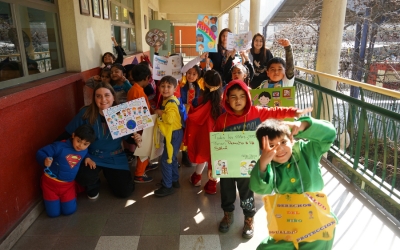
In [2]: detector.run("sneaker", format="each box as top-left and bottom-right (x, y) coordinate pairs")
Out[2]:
(219, 211), (234, 233)
(242, 216), (254, 239)
(87, 192), (99, 200)
(204, 179), (217, 194)
(134, 174), (153, 183)
(190, 172), (202, 187)
(181, 151), (192, 167)
(172, 181), (180, 188)
(154, 185), (175, 197)
(145, 163), (158, 172)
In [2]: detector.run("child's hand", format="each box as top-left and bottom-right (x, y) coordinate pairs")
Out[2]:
(228, 49), (236, 59)
(278, 39), (291, 47)
(93, 75), (101, 81)
(44, 157), (53, 167)
(85, 158), (96, 169)
(259, 137), (277, 172)
(154, 109), (163, 116)
(239, 50), (248, 60)
(295, 107), (313, 118)
(132, 132), (142, 147)
(200, 52), (209, 59)
(154, 44), (160, 53)
(207, 169), (216, 181)
(284, 120), (310, 140)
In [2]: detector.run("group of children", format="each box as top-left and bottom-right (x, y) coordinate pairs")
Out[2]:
(36, 34), (336, 250)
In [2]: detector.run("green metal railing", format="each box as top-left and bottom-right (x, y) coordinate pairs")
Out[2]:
(294, 67), (400, 221)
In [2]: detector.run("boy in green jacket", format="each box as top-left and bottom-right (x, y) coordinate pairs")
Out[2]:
(249, 117), (337, 250)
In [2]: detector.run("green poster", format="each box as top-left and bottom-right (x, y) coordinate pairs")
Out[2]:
(210, 131), (259, 178)
(249, 87), (295, 108)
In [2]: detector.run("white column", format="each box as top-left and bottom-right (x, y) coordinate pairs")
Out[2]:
(218, 13), (228, 31)
(315, 0), (347, 121)
(249, 0), (261, 35)
(229, 8), (237, 33)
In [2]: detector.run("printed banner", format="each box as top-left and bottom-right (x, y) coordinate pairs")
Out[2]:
(145, 28), (166, 47)
(196, 14), (218, 52)
(134, 114), (164, 161)
(210, 131), (259, 178)
(263, 192), (336, 249)
(152, 54), (182, 81)
(226, 31), (252, 51)
(250, 87), (295, 108)
(103, 97), (154, 139)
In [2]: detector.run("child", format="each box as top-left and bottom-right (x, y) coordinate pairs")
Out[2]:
(249, 33), (274, 89)
(223, 50), (254, 87)
(102, 36), (126, 66)
(184, 70), (223, 187)
(208, 79), (311, 239)
(85, 67), (111, 89)
(153, 76), (183, 197)
(249, 117), (336, 249)
(126, 64), (158, 183)
(259, 39), (294, 88)
(36, 124), (96, 217)
(110, 63), (132, 104)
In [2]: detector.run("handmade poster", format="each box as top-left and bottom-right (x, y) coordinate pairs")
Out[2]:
(145, 28), (166, 47)
(103, 97), (154, 139)
(152, 54), (182, 80)
(210, 131), (259, 178)
(134, 114), (164, 161)
(196, 14), (218, 52)
(263, 192), (336, 249)
(250, 87), (295, 109)
(226, 31), (252, 51)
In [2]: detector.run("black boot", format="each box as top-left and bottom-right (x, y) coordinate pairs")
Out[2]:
(181, 151), (192, 167)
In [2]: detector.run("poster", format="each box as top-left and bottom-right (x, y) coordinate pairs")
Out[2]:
(210, 131), (259, 178)
(134, 114), (164, 161)
(103, 97), (154, 139)
(250, 87), (295, 109)
(226, 31), (252, 51)
(152, 54), (182, 80)
(196, 14), (218, 52)
(145, 28), (166, 47)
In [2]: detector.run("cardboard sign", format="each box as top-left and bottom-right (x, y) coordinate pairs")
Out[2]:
(263, 192), (336, 249)
(250, 87), (295, 108)
(103, 97), (154, 139)
(145, 28), (166, 47)
(226, 31), (252, 51)
(210, 131), (259, 178)
(196, 14), (218, 52)
(152, 54), (182, 80)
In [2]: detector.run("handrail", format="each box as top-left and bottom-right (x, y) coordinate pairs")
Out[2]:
(295, 66), (400, 99)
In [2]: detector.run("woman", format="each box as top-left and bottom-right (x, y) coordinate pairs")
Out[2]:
(62, 82), (140, 199)
(207, 28), (231, 84)
(249, 33), (274, 89)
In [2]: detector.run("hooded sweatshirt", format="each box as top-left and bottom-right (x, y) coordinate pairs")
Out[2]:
(211, 79), (298, 169)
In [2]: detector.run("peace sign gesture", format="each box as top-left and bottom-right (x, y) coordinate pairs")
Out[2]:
(259, 136), (277, 172)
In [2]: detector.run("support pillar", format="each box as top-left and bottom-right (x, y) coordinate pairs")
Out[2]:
(315, 0), (347, 121)
(229, 8), (237, 33)
(249, 0), (261, 35)
(218, 13), (228, 32)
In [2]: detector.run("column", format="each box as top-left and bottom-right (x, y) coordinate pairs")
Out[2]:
(229, 7), (237, 33)
(249, 0), (261, 35)
(315, 0), (347, 121)
(218, 13), (228, 31)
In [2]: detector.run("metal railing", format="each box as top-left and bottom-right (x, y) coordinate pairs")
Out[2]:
(294, 66), (400, 221)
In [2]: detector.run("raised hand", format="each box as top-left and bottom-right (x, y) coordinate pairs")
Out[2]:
(277, 38), (291, 47)
(259, 136), (277, 172)
(295, 107), (313, 118)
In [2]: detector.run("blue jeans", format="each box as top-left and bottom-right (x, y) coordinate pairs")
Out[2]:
(161, 129), (183, 188)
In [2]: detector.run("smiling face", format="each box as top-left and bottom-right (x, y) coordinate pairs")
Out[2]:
(253, 35), (264, 51)
(268, 135), (293, 164)
(103, 54), (114, 65)
(267, 63), (285, 82)
(159, 81), (176, 99)
(95, 87), (115, 111)
(110, 67), (124, 83)
(227, 88), (247, 115)
(186, 68), (199, 83)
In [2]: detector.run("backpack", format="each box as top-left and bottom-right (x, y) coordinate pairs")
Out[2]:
(161, 98), (187, 128)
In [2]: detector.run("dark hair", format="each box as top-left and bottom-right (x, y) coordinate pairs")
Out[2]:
(255, 119), (291, 149)
(226, 83), (244, 97)
(110, 63), (126, 74)
(266, 57), (286, 70)
(102, 52), (116, 64)
(139, 61), (149, 67)
(159, 75), (178, 87)
(101, 67), (111, 76)
(259, 91), (271, 99)
(230, 64), (250, 85)
(83, 82), (117, 125)
(202, 70), (223, 120)
(74, 124), (96, 143)
(218, 28), (231, 52)
(250, 33), (267, 64)
(187, 65), (204, 82)
(130, 64), (151, 82)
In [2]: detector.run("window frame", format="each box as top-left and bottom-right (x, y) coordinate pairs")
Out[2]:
(110, 0), (136, 54)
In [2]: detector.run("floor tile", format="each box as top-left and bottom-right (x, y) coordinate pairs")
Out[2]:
(63, 213), (109, 236)
(23, 211), (70, 236)
(101, 213), (144, 236)
(54, 236), (99, 250)
(141, 213), (180, 236)
(180, 212), (218, 235)
(11, 236), (57, 250)
(137, 235), (179, 250)
(95, 236), (139, 250)
(179, 235), (221, 250)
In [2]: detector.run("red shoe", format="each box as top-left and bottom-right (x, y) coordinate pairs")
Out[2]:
(204, 180), (217, 194)
(190, 172), (202, 187)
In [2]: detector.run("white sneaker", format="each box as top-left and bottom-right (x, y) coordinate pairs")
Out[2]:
(87, 193), (99, 200)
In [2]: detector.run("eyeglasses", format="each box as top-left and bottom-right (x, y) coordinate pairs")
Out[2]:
(44, 168), (57, 178)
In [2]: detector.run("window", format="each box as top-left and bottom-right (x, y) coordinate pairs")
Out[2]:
(0, 0), (63, 90)
(110, 0), (136, 54)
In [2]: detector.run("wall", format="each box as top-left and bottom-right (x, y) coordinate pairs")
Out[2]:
(174, 26), (196, 45)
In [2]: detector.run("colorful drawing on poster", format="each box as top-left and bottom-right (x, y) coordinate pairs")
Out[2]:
(283, 88), (292, 98)
(103, 97), (154, 139)
(272, 91), (280, 97)
(145, 28), (166, 47)
(250, 87), (295, 108)
(226, 31), (252, 51)
(210, 132), (259, 178)
(152, 54), (182, 80)
(196, 14), (218, 52)
(273, 100), (281, 107)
